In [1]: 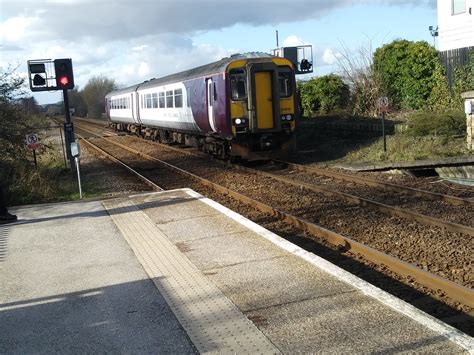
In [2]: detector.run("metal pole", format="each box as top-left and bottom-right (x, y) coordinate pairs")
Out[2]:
(58, 126), (67, 169)
(33, 149), (37, 166)
(75, 156), (83, 199)
(276, 30), (279, 47)
(382, 111), (387, 153)
(63, 89), (75, 170)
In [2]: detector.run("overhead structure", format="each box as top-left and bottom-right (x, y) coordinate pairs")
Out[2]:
(27, 58), (75, 92)
(272, 45), (313, 75)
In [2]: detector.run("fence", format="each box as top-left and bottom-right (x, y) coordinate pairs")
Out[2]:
(438, 46), (474, 87)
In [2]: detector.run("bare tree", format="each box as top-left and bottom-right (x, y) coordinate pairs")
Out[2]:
(81, 76), (117, 119)
(336, 40), (384, 117)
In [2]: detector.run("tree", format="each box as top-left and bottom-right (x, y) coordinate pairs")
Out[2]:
(337, 40), (384, 116)
(452, 50), (474, 107)
(18, 96), (40, 115)
(81, 76), (117, 119)
(68, 88), (88, 117)
(298, 75), (350, 116)
(373, 40), (448, 110)
(0, 66), (31, 166)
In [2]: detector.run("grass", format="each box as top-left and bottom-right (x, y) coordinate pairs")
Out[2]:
(342, 134), (469, 163)
(295, 113), (470, 164)
(4, 152), (102, 206)
(2, 118), (110, 206)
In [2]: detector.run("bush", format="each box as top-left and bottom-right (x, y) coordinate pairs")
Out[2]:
(406, 110), (466, 137)
(373, 40), (448, 110)
(452, 50), (474, 107)
(298, 74), (349, 116)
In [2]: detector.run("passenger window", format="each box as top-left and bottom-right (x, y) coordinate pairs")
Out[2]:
(278, 70), (292, 98)
(230, 69), (246, 101)
(152, 93), (158, 108)
(146, 94), (152, 108)
(166, 90), (173, 108)
(159, 92), (165, 108)
(174, 89), (183, 108)
(186, 87), (191, 107)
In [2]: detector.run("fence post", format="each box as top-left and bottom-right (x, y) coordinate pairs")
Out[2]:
(461, 91), (474, 151)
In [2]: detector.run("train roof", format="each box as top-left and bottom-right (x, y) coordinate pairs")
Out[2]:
(106, 52), (282, 97)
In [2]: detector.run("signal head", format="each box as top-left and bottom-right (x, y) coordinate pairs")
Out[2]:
(54, 58), (74, 90)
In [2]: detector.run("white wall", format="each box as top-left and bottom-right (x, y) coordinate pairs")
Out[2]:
(437, 0), (474, 51)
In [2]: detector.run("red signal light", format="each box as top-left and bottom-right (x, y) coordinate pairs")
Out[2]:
(59, 76), (69, 86)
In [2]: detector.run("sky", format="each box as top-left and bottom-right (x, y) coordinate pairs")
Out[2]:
(0, 0), (437, 105)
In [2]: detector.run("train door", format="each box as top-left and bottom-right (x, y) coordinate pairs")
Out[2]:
(249, 63), (280, 132)
(131, 93), (135, 122)
(207, 78), (216, 132)
(134, 91), (141, 124)
(254, 71), (274, 129)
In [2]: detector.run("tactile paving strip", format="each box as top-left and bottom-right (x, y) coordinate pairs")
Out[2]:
(103, 199), (279, 354)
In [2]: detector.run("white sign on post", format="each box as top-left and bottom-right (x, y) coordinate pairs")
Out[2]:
(377, 97), (389, 113)
(26, 133), (40, 150)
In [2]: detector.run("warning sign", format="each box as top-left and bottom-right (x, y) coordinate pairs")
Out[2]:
(26, 133), (40, 150)
(377, 97), (389, 113)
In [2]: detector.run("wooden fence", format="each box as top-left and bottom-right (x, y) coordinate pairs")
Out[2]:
(438, 46), (474, 87)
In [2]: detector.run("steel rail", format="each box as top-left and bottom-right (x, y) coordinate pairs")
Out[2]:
(76, 123), (474, 236)
(77, 134), (162, 192)
(272, 159), (472, 206)
(74, 119), (118, 136)
(232, 164), (474, 237)
(79, 133), (474, 308)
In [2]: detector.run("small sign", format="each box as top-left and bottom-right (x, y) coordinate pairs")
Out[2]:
(377, 96), (389, 113)
(26, 133), (40, 150)
(70, 142), (80, 157)
(464, 100), (473, 115)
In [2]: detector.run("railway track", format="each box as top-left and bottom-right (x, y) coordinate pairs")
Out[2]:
(72, 120), (473, 334)
(74, 118), (474, 234)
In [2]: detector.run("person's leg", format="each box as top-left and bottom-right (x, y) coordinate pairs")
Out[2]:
(0, 184), (17, 223)
(0, 184), (8, 215)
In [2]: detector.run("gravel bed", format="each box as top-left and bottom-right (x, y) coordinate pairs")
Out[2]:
(257, 164), (474, 227)
(311, 165), (474, 200)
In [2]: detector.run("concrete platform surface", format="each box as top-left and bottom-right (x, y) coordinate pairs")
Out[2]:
(1, 189), (472, 354)
(0, 199), (195, 354)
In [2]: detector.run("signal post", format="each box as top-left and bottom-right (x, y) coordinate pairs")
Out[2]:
(28, 58), (76, 169)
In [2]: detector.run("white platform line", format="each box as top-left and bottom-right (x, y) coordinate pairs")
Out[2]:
(182, 188), (474, 352)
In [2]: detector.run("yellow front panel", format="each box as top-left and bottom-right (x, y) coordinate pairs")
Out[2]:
(280, 97), (295, 115)
(255, 71), (274, 129)
(230, 101), (246, 119)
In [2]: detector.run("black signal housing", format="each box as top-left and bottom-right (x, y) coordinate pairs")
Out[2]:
(54, 58), (74, 90)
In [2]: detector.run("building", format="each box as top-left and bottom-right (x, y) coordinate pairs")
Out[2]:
(437, 0), (474, 85)
(438, 0), (474, 51)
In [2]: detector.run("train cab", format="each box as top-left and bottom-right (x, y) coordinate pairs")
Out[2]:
(226, 57), (297, 158)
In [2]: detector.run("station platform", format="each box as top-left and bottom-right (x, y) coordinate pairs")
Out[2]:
(1, 189), (472, 353)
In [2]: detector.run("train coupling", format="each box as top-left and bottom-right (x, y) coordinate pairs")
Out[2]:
(259, 135), (273, 151)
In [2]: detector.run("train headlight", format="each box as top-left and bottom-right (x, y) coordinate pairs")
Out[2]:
(234, 118), (247, 126)
(286, 114), (292, 121)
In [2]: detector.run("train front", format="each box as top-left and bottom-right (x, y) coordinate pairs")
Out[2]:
(227, 56), (297, 160)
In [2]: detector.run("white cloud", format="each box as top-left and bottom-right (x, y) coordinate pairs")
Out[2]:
(322, 48), (342, 65)
(282, 35), (306, 47)
(0, 15), (36, 42)
(137, 62), (150, 77)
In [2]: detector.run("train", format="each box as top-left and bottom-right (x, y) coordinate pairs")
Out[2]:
(105, 52), (298, 160)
